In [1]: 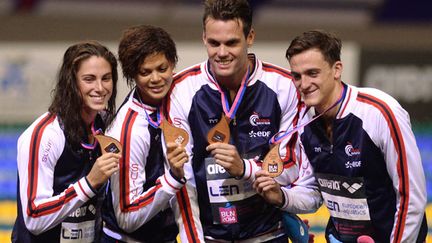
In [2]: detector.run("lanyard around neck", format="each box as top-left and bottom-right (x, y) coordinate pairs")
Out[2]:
(270, 83), (347, 145)
(206, 64), (250, 120)
(81, 121), (102, 150)
(136, 89), (164, 129)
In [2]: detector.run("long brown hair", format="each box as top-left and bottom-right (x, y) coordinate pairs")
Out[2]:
(48, 41), (118, 145)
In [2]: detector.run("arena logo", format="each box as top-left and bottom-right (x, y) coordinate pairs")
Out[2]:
(345, 142), (361, 157)
(68, 204), (96, 218)
(342, 182), (363, 194)
(249, 112), (270, 126)
(318, 178), (341, 191)
(207, 163), (226, 175)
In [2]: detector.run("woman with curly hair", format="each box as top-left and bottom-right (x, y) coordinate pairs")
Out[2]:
(102, 25), (189, 243)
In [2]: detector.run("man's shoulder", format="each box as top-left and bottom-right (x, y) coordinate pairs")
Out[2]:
(173, 63), (204, 82)
(355, 86), (401, 110)
(18, 112), (65, 151)
(259, 61), (292, 79)
(253, 60), (296, 95)
(171, 63), (208, 96)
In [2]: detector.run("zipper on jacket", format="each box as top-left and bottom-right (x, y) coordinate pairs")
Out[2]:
(231, 118), (239, 146)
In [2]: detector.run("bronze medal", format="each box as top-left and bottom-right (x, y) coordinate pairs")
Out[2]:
(160, 119), (189, 147)
(207, 114), (231, 144)
(262, 144), (283, 177)
(94, 134), (122, 154)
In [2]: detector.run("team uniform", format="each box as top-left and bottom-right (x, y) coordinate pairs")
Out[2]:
(281, 83), (427, 242)
(167, 54), (301, 242)
(102, 89), (185, 242)
(12, 112), (105, 242)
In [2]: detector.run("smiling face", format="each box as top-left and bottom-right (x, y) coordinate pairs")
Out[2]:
(289, 48), (343, 113)
(135, 52), (174, 106)
(77, 56), (113, 123)
(203, 17), (254, 89)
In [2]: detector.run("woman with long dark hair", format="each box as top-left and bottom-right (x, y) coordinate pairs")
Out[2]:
(12, 41), (121, 242)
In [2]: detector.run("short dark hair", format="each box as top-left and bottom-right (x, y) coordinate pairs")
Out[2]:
(118, 25), (177, 87)
(202, 0), (253, 38)
(286, 30), (342, 66)
(49, 41), (118, 145)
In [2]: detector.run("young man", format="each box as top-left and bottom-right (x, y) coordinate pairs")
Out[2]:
(254, 30), (428, 242)
(166, 0), (305, 242)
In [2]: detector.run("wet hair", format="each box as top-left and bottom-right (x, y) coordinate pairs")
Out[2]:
(202, 0), (253, 38)
(286, 30), (342, 66)
(48, 41), (118, 145)
(118, 25), (178, 87)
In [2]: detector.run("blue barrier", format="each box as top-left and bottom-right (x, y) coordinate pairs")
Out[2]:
(0, 130), (21, 200)
(416, 133), (432, 201)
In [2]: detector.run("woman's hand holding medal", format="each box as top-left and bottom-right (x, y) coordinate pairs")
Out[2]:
(161, 120), (189, 180)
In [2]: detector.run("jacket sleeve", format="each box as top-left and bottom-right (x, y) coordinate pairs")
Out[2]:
(376, 100), (427, 243)
(272, 91), (321, 213)
(167, 81), (205, 243)
(17, 114), (95, 235)
(278, 75), (302, 166)
(279, 140), (323, 214)
(106, 110), (185, 233)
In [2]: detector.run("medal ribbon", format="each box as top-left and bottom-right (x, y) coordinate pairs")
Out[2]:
(270, 83), (347, 145)
(137, 89), (165, 129)
(143, 106), (164, 129)
(81, 122), (103, 150)
(206, 63), (250, 120)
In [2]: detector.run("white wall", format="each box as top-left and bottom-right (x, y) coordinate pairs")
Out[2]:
(0, 41), (360, 123)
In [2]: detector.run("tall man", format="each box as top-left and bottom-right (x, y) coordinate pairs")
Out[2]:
(254, 30), (428, 243)
(166, 0), (307, 241)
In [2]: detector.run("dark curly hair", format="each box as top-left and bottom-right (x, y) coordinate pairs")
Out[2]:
(48, 41), (118, 145)
(118, 25), (178, 88)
